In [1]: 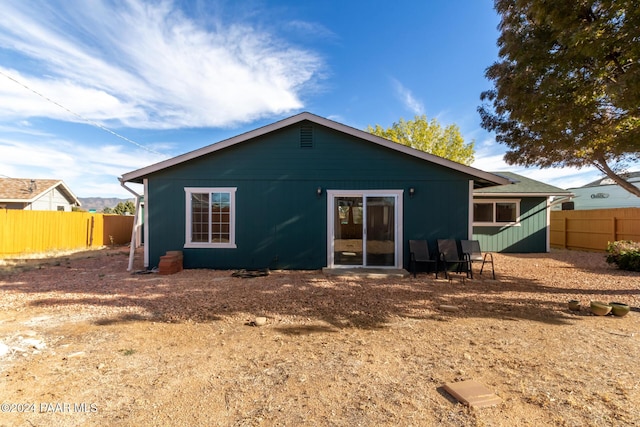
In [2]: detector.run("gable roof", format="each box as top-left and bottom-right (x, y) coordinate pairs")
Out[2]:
(0, 178), (81, 206)
(473, 172), (572, 197)
(120, 112), (511, 188)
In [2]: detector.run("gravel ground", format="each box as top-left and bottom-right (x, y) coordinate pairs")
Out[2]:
(0, 247), (639, 426)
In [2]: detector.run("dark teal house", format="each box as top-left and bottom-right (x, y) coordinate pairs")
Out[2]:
(472, 172), (571, 253)
(121, 112), (515, 270)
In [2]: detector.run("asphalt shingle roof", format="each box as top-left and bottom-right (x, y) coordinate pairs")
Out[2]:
(0, 178), (80, 206)
(474, 172), (571, 196)
(0, 178), (62, 201)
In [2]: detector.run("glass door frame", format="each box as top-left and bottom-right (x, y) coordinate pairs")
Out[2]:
(326, 189), (404, 268)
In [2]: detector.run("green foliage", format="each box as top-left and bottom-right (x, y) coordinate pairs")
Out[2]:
(102, 207), (113, 214)
(110, 201), (135, 216)
(479, 0), (640, 197)
(606, 240), (640, 271)
(367, 115), (475, 165)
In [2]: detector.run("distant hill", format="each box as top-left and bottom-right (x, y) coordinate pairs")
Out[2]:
(79, 197), (134, 212)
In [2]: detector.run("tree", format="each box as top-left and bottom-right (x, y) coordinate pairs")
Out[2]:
(479, 0), (640, 197)
(367, 115), (475, 165)
(112, 200), (136, 215)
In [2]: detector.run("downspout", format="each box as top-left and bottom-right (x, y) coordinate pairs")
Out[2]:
(119, 178), (142, 271)
(546, 197), (552, 253)
(468, 180), (474, 239)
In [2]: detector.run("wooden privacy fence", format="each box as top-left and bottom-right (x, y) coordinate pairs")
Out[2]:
(550, 207), (640, 252)
(0, 210), (135, 257)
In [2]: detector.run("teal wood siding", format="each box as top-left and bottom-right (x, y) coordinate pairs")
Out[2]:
(145, 121), (474, 269)
(472, 197), (548, 253)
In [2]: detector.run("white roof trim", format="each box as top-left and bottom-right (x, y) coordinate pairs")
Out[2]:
(474, 192), (574, 197)
(38, 181), (81, 206)
(55, 181), (82, 206)
(120, 112), (511, 186)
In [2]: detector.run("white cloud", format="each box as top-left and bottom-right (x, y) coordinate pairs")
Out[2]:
(0, 68), (143, 123)
(0, 0), (324, 129)
(0, 135), (165, 198)
(285, 20), (338, 41)
(471, 140), (604, 190)
(391, 79), (425, 116)
(325, 114), (346, 124)
(519, 167), (602, 190)
(0, 0), (326, 197)
(369, 112), (611, 191)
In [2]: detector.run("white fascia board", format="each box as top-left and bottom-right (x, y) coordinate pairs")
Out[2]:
(474, 192), (574, 197)
(55, 181), (82, 206)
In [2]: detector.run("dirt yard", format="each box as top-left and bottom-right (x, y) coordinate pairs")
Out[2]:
(0, 247), (638, 426)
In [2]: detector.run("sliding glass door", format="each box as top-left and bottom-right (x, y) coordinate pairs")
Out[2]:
(328, 190), (402, 268)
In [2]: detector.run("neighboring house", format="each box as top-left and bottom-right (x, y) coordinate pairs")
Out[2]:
(120, 112), (512, 271)
(0, 178), (81, 211)
(473, 172), (572, 253)
(556, 172), (640, 210)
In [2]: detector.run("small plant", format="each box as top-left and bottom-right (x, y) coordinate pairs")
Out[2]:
(120, 348), (136, 356)
(606, 240), (640, 272)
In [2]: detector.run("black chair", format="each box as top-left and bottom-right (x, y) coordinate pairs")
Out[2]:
(461, 240), (495, 279)
(409, 240), (439, 278)
(437, 239), (471, 280)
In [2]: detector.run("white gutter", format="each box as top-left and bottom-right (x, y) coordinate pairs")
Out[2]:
(119, 178), (143, 271)
(549, 195), (574, 207)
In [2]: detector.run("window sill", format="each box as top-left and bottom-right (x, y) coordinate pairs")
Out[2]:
(184, 243), (237, 249)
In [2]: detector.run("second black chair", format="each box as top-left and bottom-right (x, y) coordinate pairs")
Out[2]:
(437, 239), (471, 280)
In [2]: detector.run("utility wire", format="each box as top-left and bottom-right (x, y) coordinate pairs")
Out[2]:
(0, 69), (166, 157)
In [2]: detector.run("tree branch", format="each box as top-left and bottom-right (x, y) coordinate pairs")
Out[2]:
(592, 155), (640, 197)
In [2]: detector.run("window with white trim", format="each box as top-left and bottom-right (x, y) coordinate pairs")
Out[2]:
(473, 199), (520, 226)
(185, 187), (237, 248)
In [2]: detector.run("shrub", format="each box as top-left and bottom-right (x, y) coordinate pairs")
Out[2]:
(606, 240), (640, 272)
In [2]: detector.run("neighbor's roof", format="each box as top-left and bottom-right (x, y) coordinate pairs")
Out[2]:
(474, 172), (572, 197)
(0, 178), (81, 205)
(578, 171), (640, 188)
(120, 112), (511, 188)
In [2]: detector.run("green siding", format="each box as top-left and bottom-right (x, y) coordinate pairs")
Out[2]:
(146, 122), (475, 269)
(472, 197), (548, 253)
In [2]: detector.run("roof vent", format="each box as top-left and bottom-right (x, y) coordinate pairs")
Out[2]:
(300, 125), (313, 148)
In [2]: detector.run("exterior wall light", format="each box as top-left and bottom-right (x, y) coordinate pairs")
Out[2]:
(409, 187), (415, 198)
(316, 187), (322, 197)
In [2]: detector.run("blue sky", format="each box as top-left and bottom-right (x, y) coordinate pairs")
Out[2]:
(0, 0), (608, 198)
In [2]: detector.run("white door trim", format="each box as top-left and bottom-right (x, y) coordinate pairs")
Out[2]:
(326, 189), (403, 268)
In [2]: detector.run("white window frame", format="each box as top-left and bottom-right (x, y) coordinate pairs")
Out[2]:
(184, 187), (237, 248)
(473, 198), (521, 226)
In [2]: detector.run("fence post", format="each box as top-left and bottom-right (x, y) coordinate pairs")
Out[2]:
(612, 217), (617, 242)
(563, 217), (568, 248)
(89, 216), (95, 247)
